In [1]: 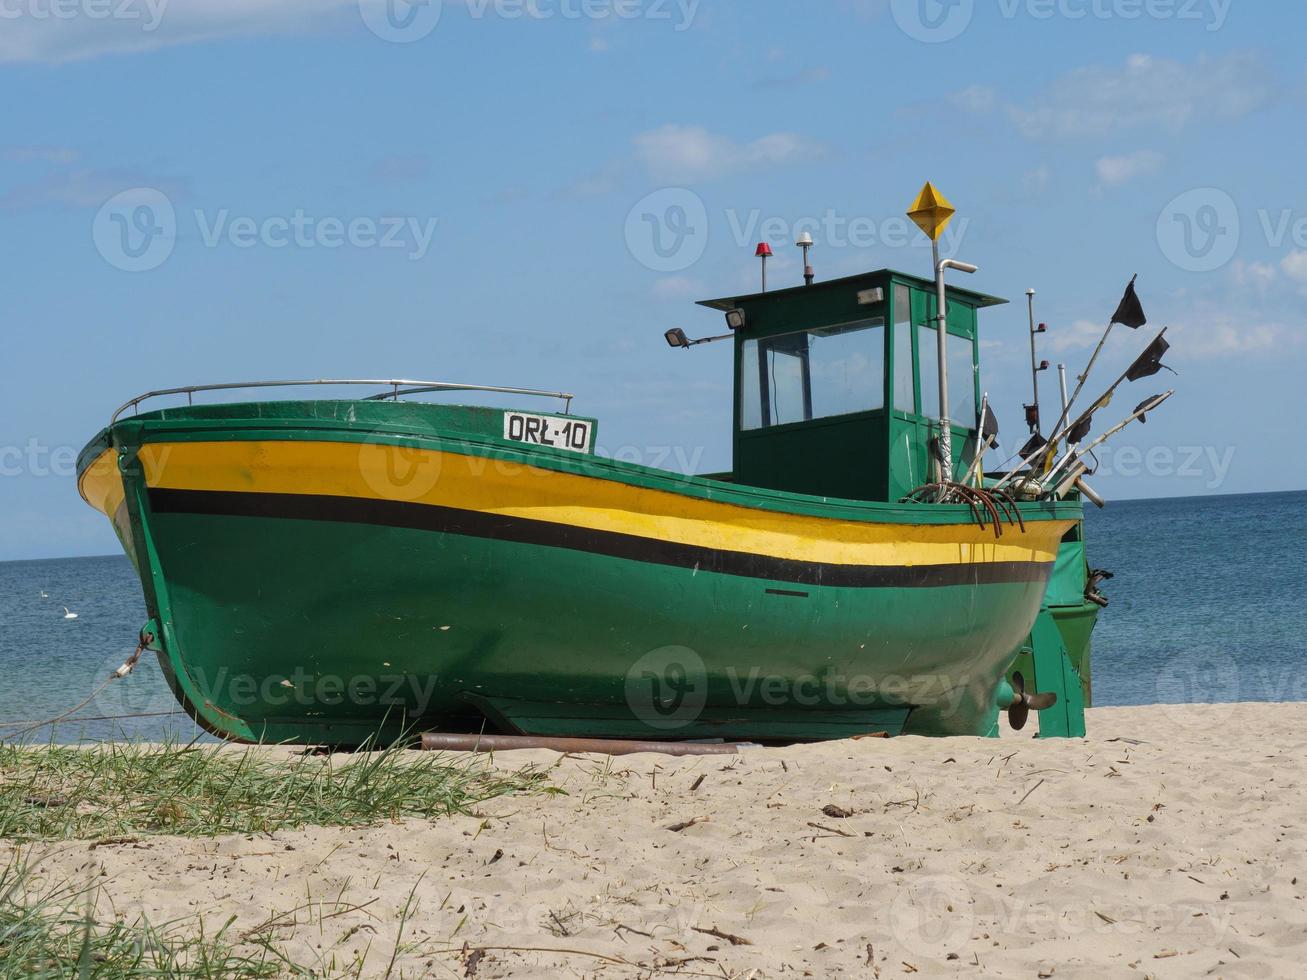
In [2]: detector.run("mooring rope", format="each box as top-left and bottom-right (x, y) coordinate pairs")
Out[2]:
(0, 710), (184, 729)
(0, 638), (149, 742)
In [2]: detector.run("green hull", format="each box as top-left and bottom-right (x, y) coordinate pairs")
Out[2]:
(78, 400), (1086, 745)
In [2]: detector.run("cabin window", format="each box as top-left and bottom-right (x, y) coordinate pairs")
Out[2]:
(916, 324), (977, 427)
(918, 324), (941, 421)
(740, 319), (885, 430)
(947, 332), (977, 425)
(892, 285), (916, 414)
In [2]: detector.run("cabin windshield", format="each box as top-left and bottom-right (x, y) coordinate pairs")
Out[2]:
(740, 318), (885, 430)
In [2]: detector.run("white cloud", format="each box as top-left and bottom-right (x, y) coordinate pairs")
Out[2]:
(632, 125), (817, 184)
(1231, 260), (1277, 292)
(1047, 319), (1107, 354)
(1168, 316), (1284, 357)
(950, 85), (998, 114)
(0, 1), (357, 64)
(1053, 312), (1286, 360)
(1281, 251), (1307, 283)
(1095, 150), (1164, 188)
(1008, 52), (1273, 141)
(0, 1), (683, 64)
(0, 167), (186, 210)
(558, 158), (626, 199)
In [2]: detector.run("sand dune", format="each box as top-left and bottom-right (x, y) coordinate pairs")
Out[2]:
(8, 703), (1307, 977)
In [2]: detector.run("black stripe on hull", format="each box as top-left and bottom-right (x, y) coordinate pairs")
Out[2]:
(147, 487), (1053, 590)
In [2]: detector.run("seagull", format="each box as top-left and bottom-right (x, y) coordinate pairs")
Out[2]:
(62, 607), (78, 620)
(39, 590), (48, 599)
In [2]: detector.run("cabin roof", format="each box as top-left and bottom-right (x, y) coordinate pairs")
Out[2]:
(696, 268), (1009, 313)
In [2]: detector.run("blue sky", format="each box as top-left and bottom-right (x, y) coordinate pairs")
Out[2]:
(1, 0), (1303, 560)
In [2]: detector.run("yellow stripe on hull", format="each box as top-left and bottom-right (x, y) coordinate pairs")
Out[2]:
(76, 441), (1078, 568)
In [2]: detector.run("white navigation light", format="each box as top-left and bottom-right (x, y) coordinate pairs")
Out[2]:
(796, 232), (815, 285)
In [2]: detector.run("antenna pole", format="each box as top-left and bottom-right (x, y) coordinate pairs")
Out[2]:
(1057, 363), (1070, 415)
(1026, 289), (1040, 434)
(795, 232), (815, 285)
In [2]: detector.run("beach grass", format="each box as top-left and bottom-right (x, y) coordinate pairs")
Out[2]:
(0, 857), (288, 979)
(0, 739), (549, 843)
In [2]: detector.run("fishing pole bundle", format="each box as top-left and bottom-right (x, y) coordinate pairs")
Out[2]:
(988, 275), (1178, 506)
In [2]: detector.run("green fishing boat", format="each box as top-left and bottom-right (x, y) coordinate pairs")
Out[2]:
(78, 189), (1150, 747)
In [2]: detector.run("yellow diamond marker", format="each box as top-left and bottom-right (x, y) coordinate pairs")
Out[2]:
(907, 182), (956, 242)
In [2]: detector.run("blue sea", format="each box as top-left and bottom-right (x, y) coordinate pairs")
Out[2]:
(0, 554), (210, 743)
(1, 490), (1304, 742)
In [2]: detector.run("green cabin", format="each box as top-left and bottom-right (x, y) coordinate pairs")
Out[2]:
(698, 269), (1006, 503)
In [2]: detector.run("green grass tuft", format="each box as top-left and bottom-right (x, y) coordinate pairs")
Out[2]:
(0, 740), (547, 843)
(0, 858), (287, 978)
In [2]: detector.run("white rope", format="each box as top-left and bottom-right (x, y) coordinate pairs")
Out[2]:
(0, 641), (148, 742)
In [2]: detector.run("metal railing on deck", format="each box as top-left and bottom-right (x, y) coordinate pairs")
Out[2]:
(110, 379), (575, 424)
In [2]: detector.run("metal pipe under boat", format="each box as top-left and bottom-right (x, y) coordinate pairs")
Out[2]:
(420, 732), (748, 756)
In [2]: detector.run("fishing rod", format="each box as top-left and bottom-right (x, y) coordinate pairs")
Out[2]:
(1050, 390), (1175, 498)
(962, 392), (997, 488)
(1042, 327), (1171, 474)
(1041, 274), (1148, 466)
(993, 325), (1172, 493)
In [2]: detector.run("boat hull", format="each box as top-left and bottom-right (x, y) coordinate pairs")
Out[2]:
(77, 401), (1080, 744)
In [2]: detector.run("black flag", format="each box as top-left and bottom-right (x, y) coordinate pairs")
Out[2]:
(1126, 334), (1173, 381)
(1111, 275), (1147, 329)
(1067, 415), (1093, 444)
(1019, 432), (1047, 460)
(1134, 395), (1160, 424)
(981, 403), (1000, 443)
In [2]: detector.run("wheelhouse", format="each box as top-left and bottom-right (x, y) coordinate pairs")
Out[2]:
(699, 269), (1006, 503)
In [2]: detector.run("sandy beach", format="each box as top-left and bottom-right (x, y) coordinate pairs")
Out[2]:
(6, 702), (1307, 978)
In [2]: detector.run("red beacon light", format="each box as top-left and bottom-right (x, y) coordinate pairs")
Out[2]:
(754, 242), (773, 292)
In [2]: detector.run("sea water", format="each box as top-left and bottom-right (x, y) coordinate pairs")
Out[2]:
(1, 490), (1304, 742)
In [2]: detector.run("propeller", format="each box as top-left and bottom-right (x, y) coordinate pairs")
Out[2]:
(1008, 671), (1058, 731)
